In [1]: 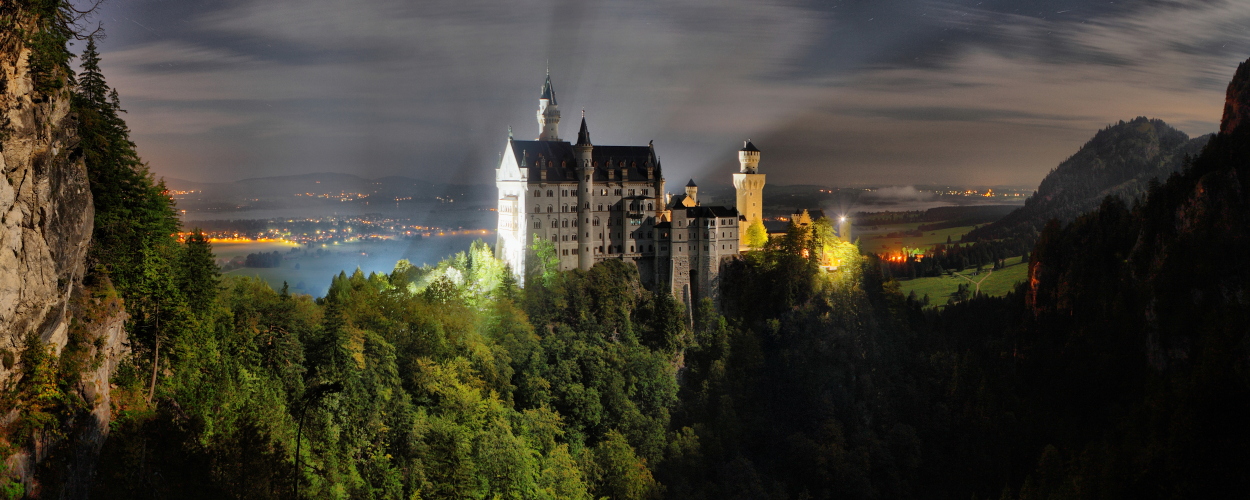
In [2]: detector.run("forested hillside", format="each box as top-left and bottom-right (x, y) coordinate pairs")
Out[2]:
(5, 0), (1250, 497)
(966, 117), (1209, 243)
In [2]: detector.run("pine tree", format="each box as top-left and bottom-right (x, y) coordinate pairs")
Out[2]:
(75, 37), (180, 295)
(178, 229), (220, 308)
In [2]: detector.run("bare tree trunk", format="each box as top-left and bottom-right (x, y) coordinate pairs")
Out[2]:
(148, 308), (160, 403)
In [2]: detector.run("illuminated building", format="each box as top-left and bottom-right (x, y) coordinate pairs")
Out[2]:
(495, 70), (743, 303)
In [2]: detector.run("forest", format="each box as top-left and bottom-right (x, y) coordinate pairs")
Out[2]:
(5, 1), (1250, 498)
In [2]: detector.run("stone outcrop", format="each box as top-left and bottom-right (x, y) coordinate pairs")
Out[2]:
(1220, 59), (1250, 135)
(0, 12), (95, 376)
(1, 10), (127, 498)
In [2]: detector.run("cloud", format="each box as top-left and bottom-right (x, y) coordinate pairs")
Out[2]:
(89, 0), (1250, 189)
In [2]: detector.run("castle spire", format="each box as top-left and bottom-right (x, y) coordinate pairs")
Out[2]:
(537, 68), (561, 140)
(576, 110), (592, 146)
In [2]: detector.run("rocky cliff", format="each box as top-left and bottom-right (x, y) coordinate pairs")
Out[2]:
(1, 8), (127, 497)
(0, 9), (94, 378)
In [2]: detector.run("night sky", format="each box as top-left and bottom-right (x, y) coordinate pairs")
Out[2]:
(90, 0), (1250, 188)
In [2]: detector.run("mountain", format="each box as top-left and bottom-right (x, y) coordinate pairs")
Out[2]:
(966, 118), (1210, 242)
(973, 58), (1250, 496)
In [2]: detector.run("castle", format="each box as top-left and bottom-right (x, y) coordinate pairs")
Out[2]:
(495, 71), (767, 304)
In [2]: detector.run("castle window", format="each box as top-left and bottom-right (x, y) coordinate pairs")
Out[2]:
(534, 205), (540, 213)
(562, 220), (568, 227)
(643, 189), (649, 196)
(562, 249), (568, 255)
(593, 218), (600, 226)
(551, 220), (558, 228)
(614, 189), (622, 196)
(600, 189), (607, 195)
(647, 203), (653, 211)
(534, 190), (541, 197)
(562, 235), (567, 241)
(547, 190), (553, 197)
(584, 202), (590, 210)
(561, 190), (567, 196)
(534, 221), (541, 229)
(547, 205), (553, 213)
(572, 234), (577, 241)
(628, 189), (635, 196)
(630, 245), (634, 253)
(562, 204), (568, 212)
(597, 204), (603, 211)
(551, 236), (557, 242)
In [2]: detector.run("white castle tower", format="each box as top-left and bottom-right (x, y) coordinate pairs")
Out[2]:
(733, 140), (765, 247)
(537, 69), (560, 141)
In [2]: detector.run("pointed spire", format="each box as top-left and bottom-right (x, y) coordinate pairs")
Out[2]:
(576, 112), (592, 146)
(507, 125), (513, 140)
(540, 65), (557, 105)
(741, 139), (760, 152)
(686, 178), (698, 187)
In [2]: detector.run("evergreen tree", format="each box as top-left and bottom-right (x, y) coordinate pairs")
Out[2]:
(177, 229), (220, 308)
(75, 37), (180, 296)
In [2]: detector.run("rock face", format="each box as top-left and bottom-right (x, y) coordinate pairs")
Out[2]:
(0, 14), (94, 378)
(1, 11), (127, 498)
(1220, 59), (1250, 135)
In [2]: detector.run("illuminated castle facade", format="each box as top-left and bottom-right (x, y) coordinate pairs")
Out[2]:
(496, 72), (765, 303)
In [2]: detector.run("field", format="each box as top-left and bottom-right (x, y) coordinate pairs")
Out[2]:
(898, 256), (1029, 306)
(855, 222), (978, 255)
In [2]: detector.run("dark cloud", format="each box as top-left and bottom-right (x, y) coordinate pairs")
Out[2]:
(85, 0), (1250, 188)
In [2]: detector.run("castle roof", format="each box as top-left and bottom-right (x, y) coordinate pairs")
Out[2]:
(685, 206), (738, 218)
(511, 140), (660, 183)
(686, 178), (697, 187)
(576, 116), (591, 146)
(740, 140), (759, 152)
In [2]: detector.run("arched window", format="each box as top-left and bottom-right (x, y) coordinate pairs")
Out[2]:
(597, 204), (603, 211)
(562, 220), (568, 227)
(547, 205), (553, 213)
(534, 190), (541, 197)
(551, 220), (558, 228)
(534, 221), (541, 229)
(593, 218), (600, 226)
(647, 203), (653, 211)
(547, 190), (553, 197)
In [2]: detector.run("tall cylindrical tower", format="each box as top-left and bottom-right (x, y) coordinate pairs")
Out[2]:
(733, 140), (766, 248)
(575, 115), (594, 270)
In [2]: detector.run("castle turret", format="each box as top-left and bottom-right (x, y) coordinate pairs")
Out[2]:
(738, 139), (760, 173)
(685, 179), (698, 205)
(733, 140), (766, 248)
(575, 113), (594, 270)
(537, 69), (561, 141)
